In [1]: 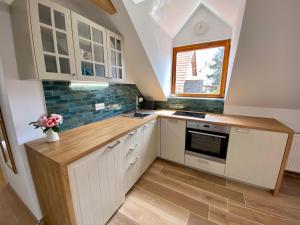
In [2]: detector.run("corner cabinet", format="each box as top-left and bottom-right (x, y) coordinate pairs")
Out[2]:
(11, 0), (125, 83)
(225, 127), (288, 189)
(161, 118), (186, 164)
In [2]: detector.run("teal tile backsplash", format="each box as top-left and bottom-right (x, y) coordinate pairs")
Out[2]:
(153, 98), (224, 113)
(43, 81), (142, 131)
(43, 81), (224, 132)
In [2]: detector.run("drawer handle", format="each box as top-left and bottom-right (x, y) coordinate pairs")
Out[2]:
(236, 129), (250, 133)
(198, 159), (209, 165)
(168, 119), (177, 123)
(126, 144), (138, 156)
(107, 141), (121, 149)
(130, 157), (139, 166)
(128, 130), (137, 136)
(143, 124), (149, 129)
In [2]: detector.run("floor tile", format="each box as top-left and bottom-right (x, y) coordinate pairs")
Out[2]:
(161, 168), (245, 204)
(143, 170), (228, 210)
(136, 177), (209, 218)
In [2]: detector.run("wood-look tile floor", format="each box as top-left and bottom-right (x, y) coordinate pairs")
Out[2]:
(108, 159), (300, 225)
(1, 159), (300, 225)
(0, 171), (36, 225)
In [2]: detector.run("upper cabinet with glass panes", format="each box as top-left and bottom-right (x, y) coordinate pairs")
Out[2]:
(11, 0), (125, 83)
(106, 31), (125, 82)
(71, 12), (109, 81)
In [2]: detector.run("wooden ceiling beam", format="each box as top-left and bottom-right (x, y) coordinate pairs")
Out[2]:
(90, 0), (117, 15)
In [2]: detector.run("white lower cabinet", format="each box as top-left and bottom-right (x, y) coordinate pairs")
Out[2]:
(124, 119), (159, 193)
(225, 127), (288, 189)
(161, 118), (186, 164)
(68, 138), (125, 225)
(185, 154), (225, 176)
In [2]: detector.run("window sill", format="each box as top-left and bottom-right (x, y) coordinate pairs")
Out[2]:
(168, 95), (224, 101)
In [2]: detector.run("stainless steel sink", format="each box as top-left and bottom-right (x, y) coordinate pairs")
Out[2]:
(124, 112), (151, 119)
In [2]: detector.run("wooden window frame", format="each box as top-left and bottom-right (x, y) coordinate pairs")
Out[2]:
(171, 39), (231, 98)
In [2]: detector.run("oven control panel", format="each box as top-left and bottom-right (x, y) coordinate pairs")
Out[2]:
(187, 121), (230, 134)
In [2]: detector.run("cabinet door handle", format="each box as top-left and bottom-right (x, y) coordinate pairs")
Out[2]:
(168, 119), (177, 123)
(128, 130), (137, 137)
(130, 157), (139, 166)
(126, 144), (138, 156)
(236, 128), (250, 133)
(107, 141), (121, 149)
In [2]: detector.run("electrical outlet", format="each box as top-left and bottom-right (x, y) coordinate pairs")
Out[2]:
(139, 97), (144, 103)
(95, 103), (105, 111)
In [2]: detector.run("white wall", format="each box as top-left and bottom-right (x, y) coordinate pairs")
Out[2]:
(123, 0), (173, 99)
(225, 0), (300, 132)
(0, 2), (44, 219)
(173, 5), (232, 47)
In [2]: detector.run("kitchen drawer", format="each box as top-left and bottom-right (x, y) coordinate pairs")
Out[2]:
(124, 155), (140, 193)
(124, 128), (140, 167)
(185, 154), (225, 176)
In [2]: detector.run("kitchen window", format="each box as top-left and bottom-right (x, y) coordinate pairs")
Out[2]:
(171, 39), (231, 98)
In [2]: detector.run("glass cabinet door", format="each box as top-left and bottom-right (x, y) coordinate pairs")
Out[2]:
(29, 0), (76, 80)
(106, 30), (125, 82)
(71, 12), (108, 81)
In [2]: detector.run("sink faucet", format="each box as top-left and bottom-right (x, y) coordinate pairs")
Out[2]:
(135, 96), (139, 112)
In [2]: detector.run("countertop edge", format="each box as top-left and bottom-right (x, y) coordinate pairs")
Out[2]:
(25, 111), (293, 167)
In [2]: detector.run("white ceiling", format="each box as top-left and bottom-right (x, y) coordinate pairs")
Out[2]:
(129, 0), (245, 38)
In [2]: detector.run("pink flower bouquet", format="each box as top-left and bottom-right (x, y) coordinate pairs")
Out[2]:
(30, 113), (63, 133)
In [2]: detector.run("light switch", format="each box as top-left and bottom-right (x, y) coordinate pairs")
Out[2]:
(95, 103), (105, 111)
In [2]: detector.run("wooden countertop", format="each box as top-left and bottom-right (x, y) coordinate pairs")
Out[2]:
(156, 110), (293, 134)
(25, 110), (293, 166)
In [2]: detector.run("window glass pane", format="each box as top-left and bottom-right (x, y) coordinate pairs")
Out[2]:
(78, 21), (91, 40)
(116, 39), (121, 51)
(79, 39), (92, 61)
(117, 68), (122, 79)
(54, 11), (66, 30)
(81, 62), (94, 76)
(175, 46), (225, 95)
(95, 64), (105, 77)
(59, 57), (70, 74)
(38, 4), (51, 26)
(112, 67), (117, 78)
(56, 32), (68, 55)
(41, 27), (55, 53)
(92, 28), (103, 44)
(110, 37), (115, 49)
(111, 51), (116, 66)
(93, 45), (104, 63)
(44, 55), (57, 73)
(117, 53), (122, 67)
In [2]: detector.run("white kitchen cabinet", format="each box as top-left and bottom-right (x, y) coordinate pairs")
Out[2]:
(225, 127), (288, 189)
(12, 0), (76, 80)
(140, 120), (159, 174)
(106, 30), (125, 82)
(68, 138), (125, 225)
(161, 118), (186, 164)
(71, 12), (109, 81)
(11, 0), (125, 83)
(123, 128), (142, 193)
(124, 119), (159, 193)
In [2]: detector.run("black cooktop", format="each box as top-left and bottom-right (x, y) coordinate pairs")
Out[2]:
(172, 111), (206, 119)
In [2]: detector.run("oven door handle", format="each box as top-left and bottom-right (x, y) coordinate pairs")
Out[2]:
(188, 130), (227, 139)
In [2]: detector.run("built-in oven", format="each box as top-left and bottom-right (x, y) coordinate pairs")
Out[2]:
(185, 121), (230, 164)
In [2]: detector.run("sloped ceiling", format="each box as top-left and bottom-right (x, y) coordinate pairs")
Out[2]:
(123, 0), (246, 100)
(226, 0), (300, 109)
